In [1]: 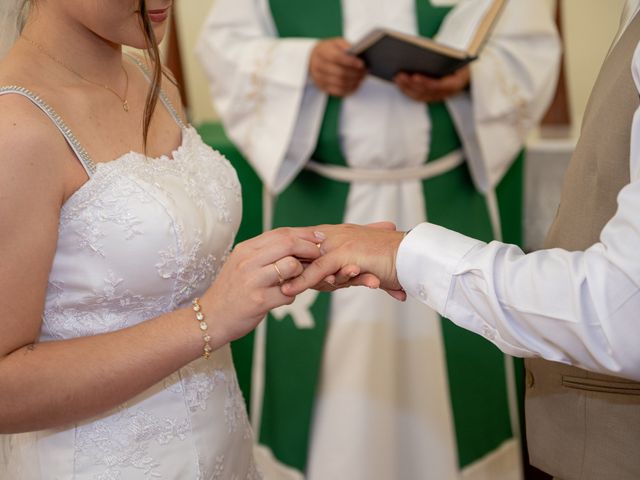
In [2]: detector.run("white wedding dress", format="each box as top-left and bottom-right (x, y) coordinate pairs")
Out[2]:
(0, 64), (261, 479)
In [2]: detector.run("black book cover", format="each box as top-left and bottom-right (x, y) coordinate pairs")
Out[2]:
(351, 31), (476, 81)
(348, 0), (505, 82)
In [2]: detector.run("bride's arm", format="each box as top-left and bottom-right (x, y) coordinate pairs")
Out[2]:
(0, 97), (319, 434)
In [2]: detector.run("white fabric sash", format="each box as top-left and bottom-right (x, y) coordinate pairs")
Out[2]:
(305, 149), (464, 183)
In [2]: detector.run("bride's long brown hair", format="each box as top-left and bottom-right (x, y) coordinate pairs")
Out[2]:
(19, 0), (164, 152)
(137, 0), (162, 152)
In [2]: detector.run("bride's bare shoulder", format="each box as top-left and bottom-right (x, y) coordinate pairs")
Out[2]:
(0, 71), (69, 185)
(0, 52), (61, 141)
(0, 94), (68, 223)
(0, 84), (59, 148)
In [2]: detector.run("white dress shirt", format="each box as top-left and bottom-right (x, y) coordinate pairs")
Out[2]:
(397, 38), (640, 382)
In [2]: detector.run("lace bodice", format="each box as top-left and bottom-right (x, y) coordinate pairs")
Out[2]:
(0, 82), (260, 478)
(43, 126), (241, 340)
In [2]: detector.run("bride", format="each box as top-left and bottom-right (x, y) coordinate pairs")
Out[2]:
(0, 1), (331, 478)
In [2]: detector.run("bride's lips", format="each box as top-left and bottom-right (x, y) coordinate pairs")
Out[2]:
(147, 8), (169, 23)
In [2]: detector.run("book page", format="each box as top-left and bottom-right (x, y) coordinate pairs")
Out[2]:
(433, 0), (502, 53)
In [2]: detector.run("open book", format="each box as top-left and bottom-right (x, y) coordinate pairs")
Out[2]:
(348, 0), (506, 81)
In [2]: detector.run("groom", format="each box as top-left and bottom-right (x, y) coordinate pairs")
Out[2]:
(284, 4), (640, 478)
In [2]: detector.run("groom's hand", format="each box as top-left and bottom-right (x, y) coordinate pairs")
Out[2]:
(282, 223), (406, 298)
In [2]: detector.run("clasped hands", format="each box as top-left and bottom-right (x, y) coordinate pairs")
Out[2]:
(309, 37), (470, 100)
(206, 222), (405, 345)
(282, 222), (407, 302)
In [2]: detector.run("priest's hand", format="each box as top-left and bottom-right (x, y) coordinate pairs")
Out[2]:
(309, 38), (367, 97)
(282, 222), (407, 301)
(394, 66), (471, 103)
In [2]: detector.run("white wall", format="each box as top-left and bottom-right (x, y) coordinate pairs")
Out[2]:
(174, 0), (218, 125)
(562, 0), (626, 133)
(175, 0), (628, 129)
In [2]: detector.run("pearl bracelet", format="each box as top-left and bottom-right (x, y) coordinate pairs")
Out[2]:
(192, 298), (213, 359)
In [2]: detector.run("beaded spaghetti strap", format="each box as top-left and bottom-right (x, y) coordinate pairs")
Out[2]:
(0, 85), (96, 176)
(124, 53), (187, 129)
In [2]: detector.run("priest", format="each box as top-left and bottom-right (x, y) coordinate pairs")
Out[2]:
(197, 1), (560, 478)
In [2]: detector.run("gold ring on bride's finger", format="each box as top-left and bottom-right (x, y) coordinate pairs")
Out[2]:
(315, 243), (322, 249)
(273, 262), (285, 285)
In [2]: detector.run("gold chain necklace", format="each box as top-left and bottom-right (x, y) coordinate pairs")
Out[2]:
(22, 36), (130, 112)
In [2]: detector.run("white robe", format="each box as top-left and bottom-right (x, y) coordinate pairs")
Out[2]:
(198, 1), (560, 478)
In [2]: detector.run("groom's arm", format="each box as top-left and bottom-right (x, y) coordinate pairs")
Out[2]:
(284, 221), (640, 380)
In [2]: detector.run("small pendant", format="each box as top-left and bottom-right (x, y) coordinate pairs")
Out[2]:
(123, 100), (129, 112)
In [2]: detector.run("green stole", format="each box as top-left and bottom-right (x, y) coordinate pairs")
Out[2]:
(244, 0), (526, 471)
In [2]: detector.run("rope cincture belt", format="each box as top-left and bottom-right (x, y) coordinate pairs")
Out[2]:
(305, 149), (464, 183)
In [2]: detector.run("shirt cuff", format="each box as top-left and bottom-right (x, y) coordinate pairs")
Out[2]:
(396, 223), (485, 314)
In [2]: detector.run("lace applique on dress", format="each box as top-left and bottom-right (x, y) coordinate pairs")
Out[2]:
(59, 171), (153, 258)
(179, 364), (224, 412)
(211, 455), (226, 479)
(224, 373), (252, 438)
(189, 138), (242, 223)
(155, 225), (227, 307)
(43, 269), (167, 338)
(166, 360), (252, 437)
(75, 407), (190, 479)
(245, 460), (263, 480)
(92, 270), (167, 313)
(210, 455), (263, 480)
(114, 128), (241, 225)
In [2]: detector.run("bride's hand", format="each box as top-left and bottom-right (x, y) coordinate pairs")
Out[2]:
(200, 227), (322, 345)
